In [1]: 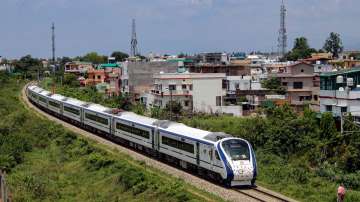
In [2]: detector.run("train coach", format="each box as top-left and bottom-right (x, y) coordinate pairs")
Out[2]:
(26, 84), (257, 187)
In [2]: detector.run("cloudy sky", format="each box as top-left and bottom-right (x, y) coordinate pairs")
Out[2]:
(1, 0), (359, 58)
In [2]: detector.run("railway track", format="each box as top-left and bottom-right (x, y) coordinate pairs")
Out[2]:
(21, 83), (298, 202)
(233, 186), (293, 202)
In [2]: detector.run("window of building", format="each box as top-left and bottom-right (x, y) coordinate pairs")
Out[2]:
(301, 69), (304, 73)
(184, 100), (189, 107)
(189, 84), (193, 91)
(216, 96), (221, 106)
(162, 136), (194, 154)
(313, 95), (318, 101)
(235, 83), (240, 89)
(182, 84), (187, 90)
(341, 107), (347, 113)
(282, 82), (288, 86)
(169, 84), (176, 91)
(293, 82), (303, 89)
(97, 75), (101, 79)
(116, 122), (150, 139)
(93, 75), (95, 79)
(85, 113), (108, 125)
(326, 105), (332, 112)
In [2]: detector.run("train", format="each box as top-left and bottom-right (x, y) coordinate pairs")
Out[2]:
(27, 85), (257, 187)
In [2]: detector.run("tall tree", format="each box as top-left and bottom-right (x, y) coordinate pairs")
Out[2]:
(285, 37), (316, 61)
(323, 32), (343, 58)
(110, 51), (129, 62)
(81, 52), (107, 64)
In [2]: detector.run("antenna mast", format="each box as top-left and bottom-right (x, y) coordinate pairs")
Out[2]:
(130, 19), (139, 57)
(51, 22), (56, 64)
(278, 0), (287, 58)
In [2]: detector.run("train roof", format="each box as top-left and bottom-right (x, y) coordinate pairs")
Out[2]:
(154, 120), (232, 143)
(63, 97), (87, 107)
(28, 85), (43, 93)
(49, 94), (67, 101)
(84, 103), (112, 114)
(115, 112), (157, 127)
(158, 121), (214, 143)
(39, 90), (52, 96)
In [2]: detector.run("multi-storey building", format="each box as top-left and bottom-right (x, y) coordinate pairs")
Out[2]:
(320, 67), (360, 119)
(146, 73), (242, 116)
(64, 61), (93, 74)
(270, 62), (319, 111)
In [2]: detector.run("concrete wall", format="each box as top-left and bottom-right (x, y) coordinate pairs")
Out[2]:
(192, 78), (224, 113)
(128, 61), (178, 96)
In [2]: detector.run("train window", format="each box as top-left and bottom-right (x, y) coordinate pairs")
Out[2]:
(221, 139), (250, 161)
(49, 100), (60, 108)
(116, 122), (150, 139)
(64, 106), (80, 115)
(162, 136), (194, 154)
(85, 113), (108, 125)
(215, 150), (220, 160)
(209, 150), (213, 161)
(39, 96), (47, 103)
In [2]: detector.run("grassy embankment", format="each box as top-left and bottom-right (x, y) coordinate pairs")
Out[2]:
(0, 75), (223, 201)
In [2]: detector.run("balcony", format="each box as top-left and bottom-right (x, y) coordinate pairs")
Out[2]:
(320, 90), (335, 97)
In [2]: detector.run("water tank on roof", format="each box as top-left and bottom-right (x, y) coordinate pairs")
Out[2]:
(338, 87), (345, 91)
(347, 78), (354, 86)
(336, 75), (344, 84)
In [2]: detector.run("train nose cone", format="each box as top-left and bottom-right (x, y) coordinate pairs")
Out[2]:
(232, 160), (253, 180)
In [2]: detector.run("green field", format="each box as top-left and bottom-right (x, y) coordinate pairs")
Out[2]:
(0, 74), (223, 201)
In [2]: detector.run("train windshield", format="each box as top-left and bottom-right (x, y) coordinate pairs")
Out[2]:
(222, 139), (250, 161)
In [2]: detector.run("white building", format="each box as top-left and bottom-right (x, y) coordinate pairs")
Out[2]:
(320, 68), (360, 119)
(146, 72), (242, 116)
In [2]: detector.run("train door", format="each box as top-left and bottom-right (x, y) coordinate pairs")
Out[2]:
(196, 142), (200, 165)
(110, 117), (115, 136)
(214, 149), (223, 169)
(151, 129), (155, 150)
(154, 129), (160, 151)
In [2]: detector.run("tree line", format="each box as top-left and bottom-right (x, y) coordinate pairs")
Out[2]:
(284, 32), (344, 61)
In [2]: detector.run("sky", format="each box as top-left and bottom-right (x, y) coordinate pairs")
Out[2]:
(1, 0), (359, 59)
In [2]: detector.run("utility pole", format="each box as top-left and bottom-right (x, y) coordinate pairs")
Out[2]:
(130, 19), (139, 57)
(278, 0), (287, 58)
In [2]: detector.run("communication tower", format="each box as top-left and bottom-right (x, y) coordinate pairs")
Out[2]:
(278, 0), (287, 58)
(130, 19), (139, 57)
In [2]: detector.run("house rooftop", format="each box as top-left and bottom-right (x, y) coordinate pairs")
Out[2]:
(320, 67), (360, 77)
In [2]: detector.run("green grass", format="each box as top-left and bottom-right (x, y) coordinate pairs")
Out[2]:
(0, 75), (224, 202)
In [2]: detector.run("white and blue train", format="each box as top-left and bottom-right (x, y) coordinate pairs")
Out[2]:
(27, 85), (257, 187)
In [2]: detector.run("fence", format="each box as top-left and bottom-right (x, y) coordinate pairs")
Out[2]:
(0, 170), (10, 202)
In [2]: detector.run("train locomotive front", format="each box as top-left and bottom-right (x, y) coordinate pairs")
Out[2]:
(217, 138), (257, 187)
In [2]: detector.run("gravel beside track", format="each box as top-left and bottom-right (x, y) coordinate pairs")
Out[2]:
(21, 83), (297, 202)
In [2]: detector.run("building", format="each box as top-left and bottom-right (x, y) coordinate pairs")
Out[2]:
(320, 67), (360, 119)
(65, 61), (93, 74)
(83, 63), (122, 96)
(146, 73), (242, 116)
(270, 62), (319, 111)
(123, 61), (179, 99)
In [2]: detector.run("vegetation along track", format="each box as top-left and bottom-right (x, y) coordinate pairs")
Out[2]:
(21, 82), (297, 202)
